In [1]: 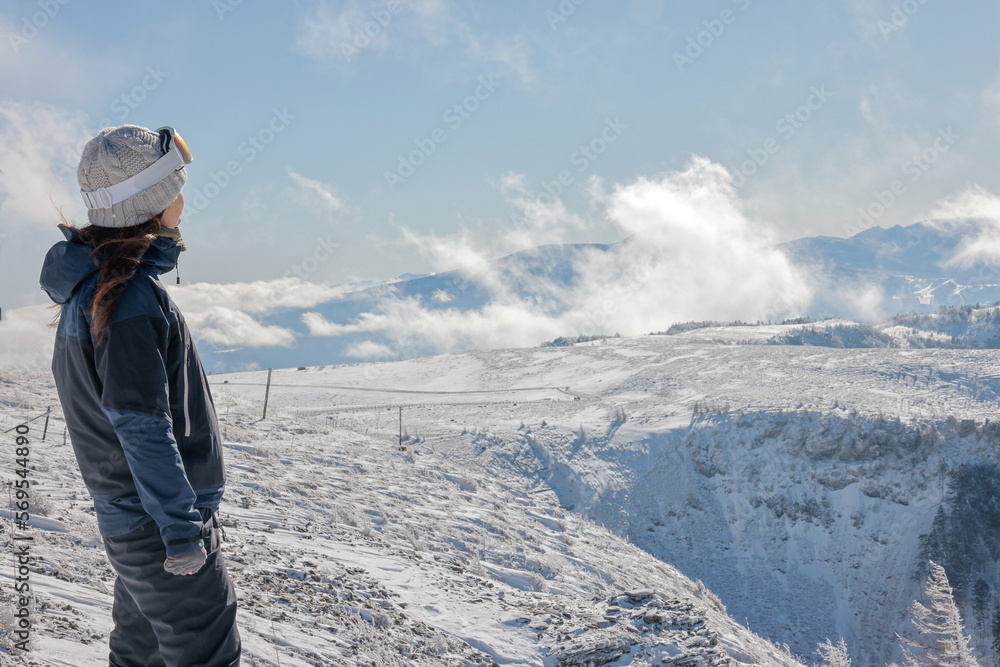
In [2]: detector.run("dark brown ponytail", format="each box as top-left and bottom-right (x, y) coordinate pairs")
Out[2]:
(73, 216), (162, 345)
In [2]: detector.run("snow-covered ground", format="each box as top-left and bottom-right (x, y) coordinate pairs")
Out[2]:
(0, 343), (807, 666)
(3, 323), (998, 665)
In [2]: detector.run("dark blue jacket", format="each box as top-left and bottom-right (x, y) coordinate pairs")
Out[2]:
(40, 225), (226, 557)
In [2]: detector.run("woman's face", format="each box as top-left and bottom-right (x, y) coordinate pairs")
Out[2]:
(160, 193), (184, 229)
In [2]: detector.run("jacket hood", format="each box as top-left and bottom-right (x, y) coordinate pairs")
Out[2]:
(39, 225), (181, 305)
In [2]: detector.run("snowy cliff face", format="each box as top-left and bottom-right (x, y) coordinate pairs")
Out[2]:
(518, 407), (1000, 665)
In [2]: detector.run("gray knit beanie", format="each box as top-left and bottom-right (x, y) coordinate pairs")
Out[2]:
(77, 125), (187, 228)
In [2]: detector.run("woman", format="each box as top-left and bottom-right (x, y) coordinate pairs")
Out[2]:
(39, 125), (241, 666)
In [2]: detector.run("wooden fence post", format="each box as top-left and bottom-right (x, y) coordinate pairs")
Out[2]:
(262, 368), (273, 420)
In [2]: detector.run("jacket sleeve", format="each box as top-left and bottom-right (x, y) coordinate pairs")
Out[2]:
(94, 309), (204, 557)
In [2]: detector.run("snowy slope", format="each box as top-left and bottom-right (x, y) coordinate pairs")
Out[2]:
(206, 331), (1000, 665)
(5, 324), (998, 665)
(0, 361), (805, 667)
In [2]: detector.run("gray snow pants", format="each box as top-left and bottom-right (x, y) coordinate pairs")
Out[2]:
(103, 508), (241, 667)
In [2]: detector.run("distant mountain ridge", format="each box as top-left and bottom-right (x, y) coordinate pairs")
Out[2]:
(191, 220), (1000, 372)
(780, 219), (1000, 314)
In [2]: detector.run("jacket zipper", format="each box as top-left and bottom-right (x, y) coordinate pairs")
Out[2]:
(183, 329), (192, 438)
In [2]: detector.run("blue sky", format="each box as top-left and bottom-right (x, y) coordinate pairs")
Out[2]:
(2, 0), (1000, 366)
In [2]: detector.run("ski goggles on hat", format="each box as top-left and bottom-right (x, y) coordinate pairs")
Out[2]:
(80, 126), (193, 210)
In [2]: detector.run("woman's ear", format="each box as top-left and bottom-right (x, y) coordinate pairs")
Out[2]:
(160, 193), (185, 229)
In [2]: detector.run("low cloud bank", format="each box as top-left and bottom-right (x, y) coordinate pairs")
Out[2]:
(927, 186), (1000, 269)
(0, 305), (55, 370)
(305, 156), (814, 358)
(167, 278), (348, 349)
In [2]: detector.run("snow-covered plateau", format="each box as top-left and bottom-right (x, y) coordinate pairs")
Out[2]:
(3, 320), (999, 665)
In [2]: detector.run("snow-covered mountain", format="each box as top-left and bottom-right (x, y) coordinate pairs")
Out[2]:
(779, 219), (1000, 315)
(184, 219), (1000, 373)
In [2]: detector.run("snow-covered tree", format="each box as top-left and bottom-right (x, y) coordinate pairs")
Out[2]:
(897, 560), (979, 666)
(815, 637), (851, 666)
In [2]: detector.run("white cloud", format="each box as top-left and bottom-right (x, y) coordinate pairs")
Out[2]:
(183, 309), (297, 349)
(398, 225), (504, 296)
(590, 157), (812, 323)
(292, 0), (435, 62)
(494, 171), (585, 247)
(167, 278), (346, 349)
(0, 305), (55, 370)
(292, 1), (394, 62)
(168, 277), (346, 314)
(927, 185), (1000, 224)
(287, 168), (344, 212)
(304, 298), (566, 352)
(431, 289), (452, 302)
(926, 186), (1000, 269)
(842, 0), (881, 40)
(344, 340), (396, 359)
(292, 0), (536, 84)
(0, 99), (92, 228)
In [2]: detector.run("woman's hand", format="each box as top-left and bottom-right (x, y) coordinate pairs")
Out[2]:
(164, 545), (207, 576)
